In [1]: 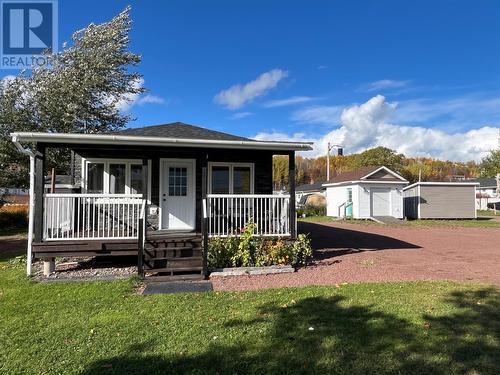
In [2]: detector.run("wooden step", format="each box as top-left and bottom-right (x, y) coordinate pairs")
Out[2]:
(144, 266), (203, 273)
(144, 257), (202, 270)
(144, 248), (202, 259)
(145, 274), (204, 282)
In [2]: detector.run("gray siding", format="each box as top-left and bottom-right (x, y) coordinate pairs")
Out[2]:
(419, 185), (475, 219)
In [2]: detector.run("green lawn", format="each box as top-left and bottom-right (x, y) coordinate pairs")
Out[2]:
(477, 209), (499, 217)
(300, 216), (500, 228)
(0, 227), (27, 237)
(0, 252), (499, 374)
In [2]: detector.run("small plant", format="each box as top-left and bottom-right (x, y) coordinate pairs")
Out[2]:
(207, 222), (314, 270)
(297, 204), (326, 217)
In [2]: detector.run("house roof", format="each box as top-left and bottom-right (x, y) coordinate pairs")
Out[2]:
(469, 177), (497, 188)
(11, 123), (313, 152)
(322, 166), (408, 187)
(115, 122), (250, 142)
(296, 182), (326, 192)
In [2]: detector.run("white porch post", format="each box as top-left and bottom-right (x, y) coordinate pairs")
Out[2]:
(27, 155), (35, 276)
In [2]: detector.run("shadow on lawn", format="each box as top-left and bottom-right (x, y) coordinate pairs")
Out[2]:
(82, 287), (500, 374)
(299, 221), (421, 261)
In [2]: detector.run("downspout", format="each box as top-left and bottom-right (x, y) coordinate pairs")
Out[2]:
(12, 135), (36, 276)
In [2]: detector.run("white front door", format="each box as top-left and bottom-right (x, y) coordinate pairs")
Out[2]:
(371, 187), (391, 216)
(161, 159), (196, 230)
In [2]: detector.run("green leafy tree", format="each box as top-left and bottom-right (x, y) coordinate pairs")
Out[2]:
(0, 7), (144, 187)
(353, 146), (404, 172)
(479, 150), (500, 177)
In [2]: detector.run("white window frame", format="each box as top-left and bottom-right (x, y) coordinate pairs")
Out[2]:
(208, 162), (255, 194)
(81, 158), (152, 201)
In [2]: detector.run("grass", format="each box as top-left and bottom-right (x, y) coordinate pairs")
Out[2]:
(0, 249), (499, 374)
(477, 209), (499, 217)
(300, 215), (500, 228)
(0, 227), (27, 237)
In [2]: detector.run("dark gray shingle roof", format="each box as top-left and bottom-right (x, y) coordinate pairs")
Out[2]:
(296, 182), (326, 192)
(114, 122), (253, 142)
(469, 177), (497, 188)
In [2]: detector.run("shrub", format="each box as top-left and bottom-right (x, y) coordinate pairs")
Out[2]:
(207, 222), (314, 270)
(297, 204), (326, 217)
(0, 205), (28, 229)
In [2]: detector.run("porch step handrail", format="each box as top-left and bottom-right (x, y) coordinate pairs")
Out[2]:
(206, 194), (291, 237)
(43, 193), (145, 241)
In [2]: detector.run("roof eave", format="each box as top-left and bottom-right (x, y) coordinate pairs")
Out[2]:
(11, 132), (313, 152)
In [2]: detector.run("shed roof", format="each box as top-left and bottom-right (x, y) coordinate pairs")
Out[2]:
(323, 166), (407, 187)
(403, 181), (479, 191)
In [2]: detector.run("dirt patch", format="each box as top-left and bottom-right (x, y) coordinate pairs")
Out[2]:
(211, 221), (500, 291)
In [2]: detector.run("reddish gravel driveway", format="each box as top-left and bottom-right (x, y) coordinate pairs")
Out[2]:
(211, 221), (500, 291)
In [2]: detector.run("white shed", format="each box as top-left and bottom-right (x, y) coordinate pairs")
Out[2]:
(323, 166), (408, 219)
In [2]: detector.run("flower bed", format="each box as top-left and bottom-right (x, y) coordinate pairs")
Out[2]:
(207, 221), (313, 270)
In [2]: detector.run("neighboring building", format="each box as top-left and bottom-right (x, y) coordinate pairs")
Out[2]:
(323, 166), (408, 219)
(469, 177), (499, 210)
(403, 182), (478, 219)
(295, 182), (325, 206)
(11, 122), (312, 278)
(0, 188), (29, 206)
(44, 175), (80, 193)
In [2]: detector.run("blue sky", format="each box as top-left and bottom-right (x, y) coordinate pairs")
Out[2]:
(2, 0), (500, 160)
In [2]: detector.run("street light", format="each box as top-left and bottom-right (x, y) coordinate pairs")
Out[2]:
(327, 142), (344, 181)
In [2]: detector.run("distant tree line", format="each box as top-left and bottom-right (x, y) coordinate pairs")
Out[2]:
(273, 146), (498, 190)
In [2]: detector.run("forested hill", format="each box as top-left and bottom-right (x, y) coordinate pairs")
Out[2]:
(273, 146), (491, 190)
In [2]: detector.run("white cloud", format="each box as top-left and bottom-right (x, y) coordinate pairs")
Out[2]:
(263, 96), (315, 108)
(257, 95), (499, 161)
(116, 78), (165, 112)
(214, 69), (289, 110)
(366, 79), (410, 92)
(291, 105), (344, 125)
(137, 94), (165, 105)
(230, 111), (254, 120)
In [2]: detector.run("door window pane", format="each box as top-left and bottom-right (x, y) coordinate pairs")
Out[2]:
(169, 167), (187, 196)
(233, 167), (251, 194)
(87, 163), (104, 193)
(130, 164), (143, 194)
(109, 164), (126, 194)
(211, 166), (230, 194)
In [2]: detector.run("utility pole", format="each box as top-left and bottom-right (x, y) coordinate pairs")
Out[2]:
(326, 142), (343, 181)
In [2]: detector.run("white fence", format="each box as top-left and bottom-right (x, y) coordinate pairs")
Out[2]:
(43, 193), (144, 241)
(206, 194), (291, 237)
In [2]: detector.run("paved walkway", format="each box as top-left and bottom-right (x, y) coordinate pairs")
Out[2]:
(211, 221), (500, 291)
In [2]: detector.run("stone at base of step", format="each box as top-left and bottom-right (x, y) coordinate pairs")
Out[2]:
(142, 280), (213, 294)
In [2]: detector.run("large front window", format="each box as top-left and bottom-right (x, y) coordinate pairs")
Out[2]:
(209, 163), (253, 194)
(84, 159), (149, 196)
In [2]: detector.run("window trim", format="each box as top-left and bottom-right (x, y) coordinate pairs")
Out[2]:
(208, 162), (254, 194)
(81, 158), (152, 201)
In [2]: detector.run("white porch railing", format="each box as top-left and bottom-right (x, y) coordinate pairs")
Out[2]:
(206, 194), (291, 237)
(43, 193), (144, 241)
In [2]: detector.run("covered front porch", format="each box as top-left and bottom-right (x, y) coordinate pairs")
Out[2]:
(12, 124), (310, 278)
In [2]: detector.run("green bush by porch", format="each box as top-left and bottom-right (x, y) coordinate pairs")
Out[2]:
(207, 222), (313, 270)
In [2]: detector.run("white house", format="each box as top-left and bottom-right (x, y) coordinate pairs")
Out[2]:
(323, 166), (408, 219)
